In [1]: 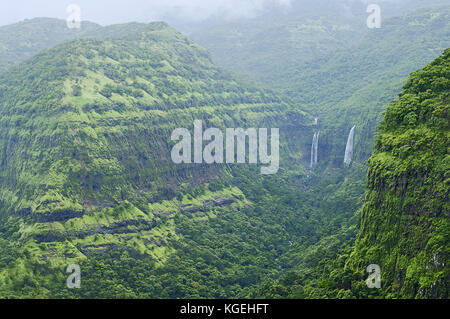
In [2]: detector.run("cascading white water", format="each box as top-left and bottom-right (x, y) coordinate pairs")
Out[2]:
(314, 131), (319, 164)
(344, 126), (355, 165)
(310, 132), (316, 168)
(310, 131), (319, 168)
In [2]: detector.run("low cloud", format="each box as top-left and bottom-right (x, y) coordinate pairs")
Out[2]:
(146, 0), (293, 21)
(0, 0), (292, 26)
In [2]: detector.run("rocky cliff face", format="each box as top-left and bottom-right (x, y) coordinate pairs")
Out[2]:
(347, 49), (449, 298)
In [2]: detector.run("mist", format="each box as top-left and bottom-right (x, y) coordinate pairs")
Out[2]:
(0, 0), (440, 27)
(0, 0), (293, 27)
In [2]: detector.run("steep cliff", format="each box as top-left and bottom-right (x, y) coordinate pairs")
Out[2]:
(347, 49), (449, 298)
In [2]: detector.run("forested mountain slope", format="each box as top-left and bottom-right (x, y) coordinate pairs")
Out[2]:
(186, 0), (368, 88)
(2, 4), (448, 170)
(190, 4), (449, 168)
(0, 2), (447, 300)
(0, 21), (337, 298)
(0, 17), (199, 73)
(257, 48), (449, 299)
(0, 18), (101, 72)
(187, 0), (448, 91)
(345, 48), (449, 299)
(191, 8), (450, 286)
(287, 6), (450, 166)
(0, 21), (283, 217)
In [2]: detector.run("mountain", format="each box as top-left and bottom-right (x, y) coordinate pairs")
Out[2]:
(345, 48), (449, 298)
(285, 5), (450, 166)
(187, 0), (448, 89)
(187, 6), (449, 299)
(189, 9), (450, 290)
(185, 0), (368, 88)
(0, 21), (286, 217)
(2, 4), (448, 171)
(0, 17), (204, 73)
(0, 21), (328, 298)
(0, 1), (447, 300)
(0, 18), (101, 72)
(256, 48), (449, 299)
(188, 3), (450, 168)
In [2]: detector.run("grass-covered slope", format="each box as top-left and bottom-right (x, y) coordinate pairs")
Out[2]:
(345, 48), (449, 298)
(188, 0), (366, 89)
(188, 0), (448, 91)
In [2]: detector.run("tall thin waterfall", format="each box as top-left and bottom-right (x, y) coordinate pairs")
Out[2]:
(310, 132), (316, 168)
(344, 126), (355, 165)
(314, 131), (319, 164)
(310, 131), (319, 168)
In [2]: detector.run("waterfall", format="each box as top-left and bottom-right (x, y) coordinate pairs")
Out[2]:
(314, 131), (319, 164)
(344, 126), (355, 165)
(310, 133), (315, 168)
(310, 131), (319, 168)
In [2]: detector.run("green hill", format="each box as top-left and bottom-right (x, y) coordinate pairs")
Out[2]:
(286, 6), (450, 166)
(0, 18), (101, 72)
(256, 48), (449, 299)
(0, 21), (327, 298)
(0, 2), (447, 300)
(190, 4), (449, 167)
(187, 0), (448, 90)
(345, 48), (449, 299)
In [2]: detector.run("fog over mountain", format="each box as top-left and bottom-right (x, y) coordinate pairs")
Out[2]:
(1, 0), (446, 27)
(0, 0), (292, 26)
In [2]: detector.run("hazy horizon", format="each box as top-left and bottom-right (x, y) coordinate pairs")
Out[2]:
(0, 0), (295, 27)
(0, 0), (437, 27)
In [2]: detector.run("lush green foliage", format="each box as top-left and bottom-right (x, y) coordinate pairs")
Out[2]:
(193, 4), (450, 167)
(0, 2), (448, 299)
(0, 20), (330, 298)
(345, 48), (449, 298)
(0, 18), (102, 72)
(260, 49), (449, 299)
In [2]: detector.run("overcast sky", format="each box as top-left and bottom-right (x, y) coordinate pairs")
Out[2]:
(0, 0), (296, 27)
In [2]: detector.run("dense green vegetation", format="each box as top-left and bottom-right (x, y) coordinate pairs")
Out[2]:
(0, 1), (448, 299)
(0, 21), (283, 216)
(191, 3), (450, 167)
(0, 20), (345, 298)
(0, 18), (100, 72)
(188, 0), (448, 90)
(345, 48), (449, 298)
(0, 166), (365, 298)
(259, 49), (449, 299)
